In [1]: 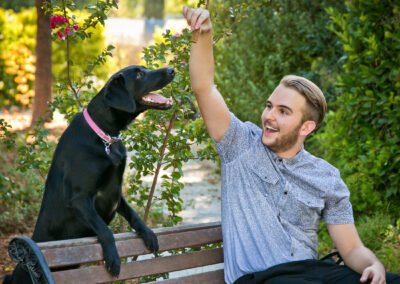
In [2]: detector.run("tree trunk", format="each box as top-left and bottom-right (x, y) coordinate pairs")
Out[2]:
(31, 0), (52, 127)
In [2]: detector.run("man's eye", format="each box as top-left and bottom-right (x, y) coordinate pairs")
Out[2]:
(280, 110), (287, 115)
(136, 71), (145, 79)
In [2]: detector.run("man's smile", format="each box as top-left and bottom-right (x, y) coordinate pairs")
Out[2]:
(264, 123), (279, 136)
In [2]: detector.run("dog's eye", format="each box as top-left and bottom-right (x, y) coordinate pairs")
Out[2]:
(136, 71), (145, 80)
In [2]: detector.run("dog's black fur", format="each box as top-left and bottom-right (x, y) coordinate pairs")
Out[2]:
(4, 66), (175, 284)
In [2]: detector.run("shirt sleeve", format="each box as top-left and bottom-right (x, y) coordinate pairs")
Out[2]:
(323, 171), (354, 224)
(212, 112), (254, 164)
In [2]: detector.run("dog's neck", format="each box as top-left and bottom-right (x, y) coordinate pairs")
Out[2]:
(86, 92), (142, 136)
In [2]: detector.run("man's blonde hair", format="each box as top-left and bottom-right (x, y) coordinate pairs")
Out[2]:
(280, 75), (327, 129)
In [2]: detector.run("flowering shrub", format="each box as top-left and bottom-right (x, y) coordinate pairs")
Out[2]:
(46, 0), (118, 121)
(0, 7), (111, 109)
(124, 28), (217, 225)
(50, 14), (80, 40)
(0, 7), (36, 108)
(50, 14), (69, 28)
(1, 45), (36, 106)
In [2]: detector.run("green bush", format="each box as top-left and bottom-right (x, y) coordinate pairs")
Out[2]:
(0, 0), (34, 11)
(212, 0), (345, 125)
(0, 120), (49, 234)
(314, 0), (400, 216)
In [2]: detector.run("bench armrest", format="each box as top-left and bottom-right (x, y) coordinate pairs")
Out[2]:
(8, 236), (55, 284)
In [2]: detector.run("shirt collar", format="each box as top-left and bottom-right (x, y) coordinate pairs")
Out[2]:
(266, 145), (305, 165)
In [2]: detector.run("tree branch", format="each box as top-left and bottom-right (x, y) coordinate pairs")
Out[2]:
(144, 110), (178, 223)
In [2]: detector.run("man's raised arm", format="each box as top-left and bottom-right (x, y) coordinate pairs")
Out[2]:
(183, 6), (230, 142)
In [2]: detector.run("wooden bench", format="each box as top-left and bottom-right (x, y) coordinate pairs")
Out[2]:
(7, 222), (224, 284)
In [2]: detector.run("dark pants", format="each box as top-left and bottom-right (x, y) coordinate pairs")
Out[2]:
(234, 259), (400, 284)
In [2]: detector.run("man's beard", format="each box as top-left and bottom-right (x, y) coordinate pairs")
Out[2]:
(265, 121), (303, 154)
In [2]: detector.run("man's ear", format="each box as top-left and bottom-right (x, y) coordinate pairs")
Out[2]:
(104, 74), (136, 113)
(299, 120), (316, 137)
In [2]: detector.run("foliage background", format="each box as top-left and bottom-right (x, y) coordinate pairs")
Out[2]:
(212, 0), (345, 125)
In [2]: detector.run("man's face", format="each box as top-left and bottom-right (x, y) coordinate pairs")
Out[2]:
(261, 84), (307, 154)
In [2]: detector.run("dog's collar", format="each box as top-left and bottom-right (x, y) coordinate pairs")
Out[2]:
(83, 108), (122, 155)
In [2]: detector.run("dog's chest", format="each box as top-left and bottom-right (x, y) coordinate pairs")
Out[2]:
(107, 141), (127, 166)
(93, 157), (126, 220)
(94, 190), (120, 220)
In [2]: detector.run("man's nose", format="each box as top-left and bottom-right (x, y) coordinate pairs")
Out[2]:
(264, 108), (275, 121)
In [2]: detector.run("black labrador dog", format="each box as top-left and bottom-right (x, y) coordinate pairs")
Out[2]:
(4, 65), (175, 284)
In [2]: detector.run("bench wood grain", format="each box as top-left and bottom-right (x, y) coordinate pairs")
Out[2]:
(8, 222), (224, 284)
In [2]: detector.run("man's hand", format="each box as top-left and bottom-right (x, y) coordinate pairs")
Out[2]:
(183, 6), (212, 34)
(327, 224), (387, 284)
(360, 263), (386, 284)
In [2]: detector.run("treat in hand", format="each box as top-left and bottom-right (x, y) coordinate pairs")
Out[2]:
(182, 6), (212, 43)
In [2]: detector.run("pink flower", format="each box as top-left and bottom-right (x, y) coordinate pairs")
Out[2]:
(64, 27), (71, 37)
(50, 15), (70, 29)
(57, 30), (64, 40)
(50, 16), (57, 29)
(73, 24), (79, 31)
(174, 33), (181, 37)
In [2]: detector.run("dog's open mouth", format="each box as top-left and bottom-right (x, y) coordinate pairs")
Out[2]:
(141, 93), (173, 109)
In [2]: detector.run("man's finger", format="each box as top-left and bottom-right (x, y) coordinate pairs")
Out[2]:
(370, 274), (378, 284)
(370, 273), (384, 284)
(360, 269), (372, 283)
(190, 9), (202, 30)
(183, 6), (187, 17)
(186, 8), (194, 26)
(196, 12), (210, 30)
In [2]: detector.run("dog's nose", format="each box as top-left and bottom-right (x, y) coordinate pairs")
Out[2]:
(167, 67), (175, 77)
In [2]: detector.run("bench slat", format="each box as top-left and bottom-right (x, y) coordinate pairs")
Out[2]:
(37, 222), (221, 249)
(42, 226), (222, 268)
(149, 269), (225, 284)
(52, 247), (223, 284)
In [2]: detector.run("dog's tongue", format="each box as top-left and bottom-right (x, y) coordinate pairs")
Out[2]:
(143, 93), (169, 103)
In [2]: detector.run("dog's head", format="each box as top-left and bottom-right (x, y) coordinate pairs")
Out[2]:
(103, 65), (175, 113)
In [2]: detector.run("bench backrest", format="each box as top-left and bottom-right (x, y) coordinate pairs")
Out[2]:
(37, 222), (224, 283)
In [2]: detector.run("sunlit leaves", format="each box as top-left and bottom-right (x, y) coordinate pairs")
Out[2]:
(125, 29), (217, 225)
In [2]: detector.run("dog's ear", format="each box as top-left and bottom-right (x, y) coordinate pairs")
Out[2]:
(104, 74), (136, 113)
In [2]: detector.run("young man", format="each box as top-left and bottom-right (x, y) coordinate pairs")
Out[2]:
(183, 6), (400, 284)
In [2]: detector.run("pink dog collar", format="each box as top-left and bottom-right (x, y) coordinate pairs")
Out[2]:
(83, 109), (121, 154)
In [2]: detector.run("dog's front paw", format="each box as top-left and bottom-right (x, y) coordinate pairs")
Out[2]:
(140, 229), (159, 253)
(103, 247), (121, 277)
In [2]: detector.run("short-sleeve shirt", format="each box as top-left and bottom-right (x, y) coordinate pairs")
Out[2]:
(213, 113), (354, 284)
